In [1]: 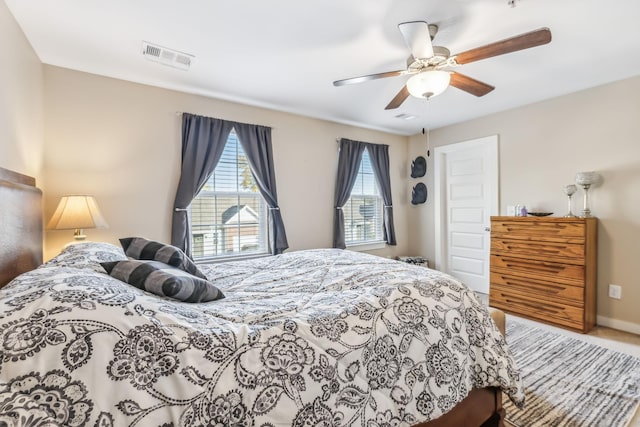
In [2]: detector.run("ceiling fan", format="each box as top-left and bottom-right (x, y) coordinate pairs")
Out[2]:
(333, 21), (552, 110)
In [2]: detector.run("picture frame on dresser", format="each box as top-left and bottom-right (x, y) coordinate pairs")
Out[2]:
(489, 216), (597, 333)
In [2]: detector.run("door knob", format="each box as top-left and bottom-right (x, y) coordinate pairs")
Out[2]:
(485, 227), (491, 232)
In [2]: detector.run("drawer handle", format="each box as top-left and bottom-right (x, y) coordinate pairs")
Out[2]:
(502, 259), (565, 274)
(504, 298), (559, 314)
(504, 226), (564, 234)
(504, 244), (561, 255)
(502, 278), (569, 295)
(501, 296), (571, 320)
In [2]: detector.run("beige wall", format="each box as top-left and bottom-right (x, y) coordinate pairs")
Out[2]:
(408, 75), (640, 332)
(0, 1), (44, 181)
(42, 66), (410, 261)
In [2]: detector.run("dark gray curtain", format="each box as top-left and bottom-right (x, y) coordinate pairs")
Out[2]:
(364, 143), (396, 246)
(333, 138), (366, 249)
(233, 122), (289, 255)
(171, 113), (234, 255)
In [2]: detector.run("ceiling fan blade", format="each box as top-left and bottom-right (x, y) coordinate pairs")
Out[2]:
(454, 27), (551, 65)
(398, 21), (434, 60)
(333, 70), (407, 86)
(449, 72), (495, 97)
(385, 85), (410, 110)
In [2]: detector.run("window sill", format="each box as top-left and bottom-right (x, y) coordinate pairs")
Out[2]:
(196, 252), (271, 264)
(346, 241), (387, 252)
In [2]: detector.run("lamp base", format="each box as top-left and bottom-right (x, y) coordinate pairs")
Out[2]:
(73, 228), (87, 240)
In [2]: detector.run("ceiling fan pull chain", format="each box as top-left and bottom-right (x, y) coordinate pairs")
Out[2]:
(422, 127), (431, 157)
(423, 96), (432, 157)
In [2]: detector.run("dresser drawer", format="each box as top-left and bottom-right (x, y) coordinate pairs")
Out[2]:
(491, 219), (585, 242)
(492, 238), (585, 261)
(489, 288), (584, 330)
(491, 271), (584, 303)
(491, 254), (584, 281)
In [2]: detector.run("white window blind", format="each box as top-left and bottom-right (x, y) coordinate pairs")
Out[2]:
(344, 148), (384, 245)
(190, 131), (268, 260)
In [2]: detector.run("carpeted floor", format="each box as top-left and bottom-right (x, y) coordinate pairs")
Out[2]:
(503, 317), (640, 427)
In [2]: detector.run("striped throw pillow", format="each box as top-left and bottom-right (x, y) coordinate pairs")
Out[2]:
(119, 237), (206, 279)
(101, 260), (224, 303)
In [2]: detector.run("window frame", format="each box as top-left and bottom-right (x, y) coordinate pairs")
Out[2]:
(189, 131), (270, 262)
(343, 147), (385, 249)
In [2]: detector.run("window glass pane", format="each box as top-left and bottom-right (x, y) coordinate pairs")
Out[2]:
(361, 173), (377, 195)
(352, 173), (363, 195)
(190, 131), (268, 259)
(344, 148), (383, 245)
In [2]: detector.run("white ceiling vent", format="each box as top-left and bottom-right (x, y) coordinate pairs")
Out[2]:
(142, 41), (194, 70)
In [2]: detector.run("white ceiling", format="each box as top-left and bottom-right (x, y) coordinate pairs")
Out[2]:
(6, 0), (640, 136)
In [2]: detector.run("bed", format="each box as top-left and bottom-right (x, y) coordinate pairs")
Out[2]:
(0, 166), (524, 427)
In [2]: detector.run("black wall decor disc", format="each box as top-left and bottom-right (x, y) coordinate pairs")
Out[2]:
(411, 156), (426, 178)
(411, 183), (428, 205)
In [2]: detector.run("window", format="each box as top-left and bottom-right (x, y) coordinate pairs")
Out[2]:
(343, 148), (384, 245)
(190, 131), (268, 260)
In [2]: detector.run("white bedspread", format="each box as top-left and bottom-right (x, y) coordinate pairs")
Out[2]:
(0, 243), (523, 426)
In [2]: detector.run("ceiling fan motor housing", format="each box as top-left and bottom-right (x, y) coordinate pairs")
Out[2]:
(407, 46), (451, 72)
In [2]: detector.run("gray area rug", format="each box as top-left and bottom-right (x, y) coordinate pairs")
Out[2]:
(504, 318), (640, 427)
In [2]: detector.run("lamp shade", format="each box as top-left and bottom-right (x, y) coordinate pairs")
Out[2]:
(406, 70), (451, 99)
(47, 195), (108, 236)
(575, 171), (600, 186)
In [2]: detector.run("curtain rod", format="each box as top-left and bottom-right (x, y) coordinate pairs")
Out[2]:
(175, 111), (273, 130)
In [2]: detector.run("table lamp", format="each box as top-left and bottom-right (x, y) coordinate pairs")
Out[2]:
(47, 195), (108, 241)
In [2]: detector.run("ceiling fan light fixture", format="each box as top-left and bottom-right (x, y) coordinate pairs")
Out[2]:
(406, 70), (451, 99)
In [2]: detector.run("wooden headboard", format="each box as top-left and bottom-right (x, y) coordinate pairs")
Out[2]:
(0, 167), (43, 287)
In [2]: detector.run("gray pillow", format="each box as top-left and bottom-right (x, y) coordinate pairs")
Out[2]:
(101, 260), (224, 303)
(119, 237), (206, 279)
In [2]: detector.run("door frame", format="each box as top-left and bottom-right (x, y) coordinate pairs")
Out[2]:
(433, 135), (499, 274)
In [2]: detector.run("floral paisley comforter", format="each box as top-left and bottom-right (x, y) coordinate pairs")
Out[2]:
(0, 243), (523, 427)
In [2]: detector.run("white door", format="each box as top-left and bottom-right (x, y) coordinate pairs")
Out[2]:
(434, 135), (498, 294)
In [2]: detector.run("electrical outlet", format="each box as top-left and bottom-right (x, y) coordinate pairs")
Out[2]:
(609, 284), (622, 299)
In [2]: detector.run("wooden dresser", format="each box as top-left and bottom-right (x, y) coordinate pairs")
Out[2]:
(489, 216), (597, 333)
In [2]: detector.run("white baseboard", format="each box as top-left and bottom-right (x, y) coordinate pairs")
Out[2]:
(597, 315), (640, 335)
